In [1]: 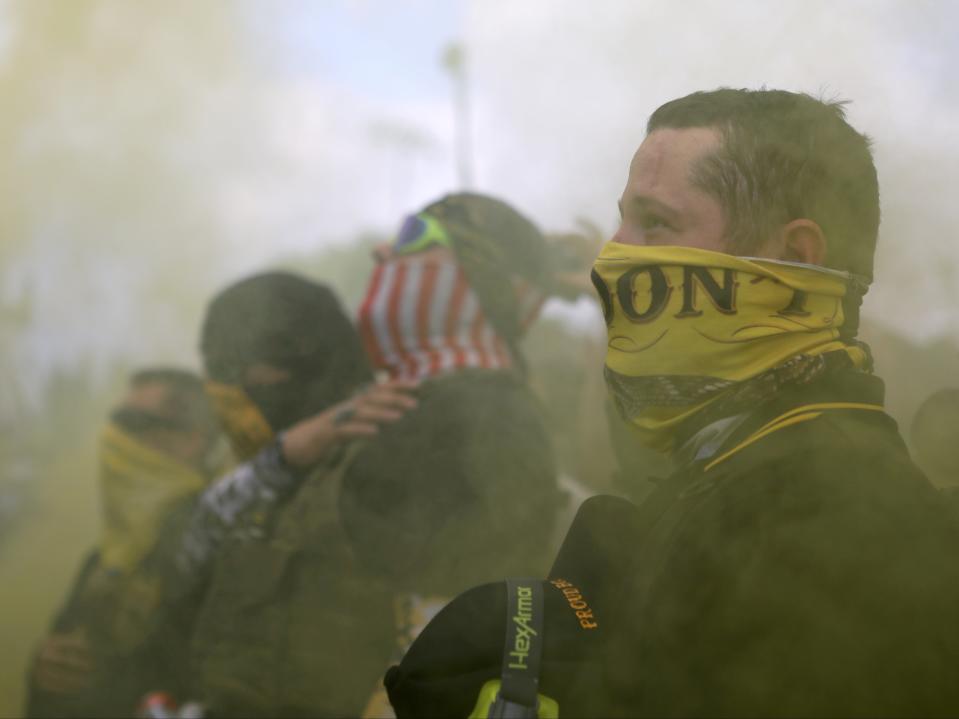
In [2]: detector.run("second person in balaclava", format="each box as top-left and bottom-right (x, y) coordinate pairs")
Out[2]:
(167, 272), (417, 718)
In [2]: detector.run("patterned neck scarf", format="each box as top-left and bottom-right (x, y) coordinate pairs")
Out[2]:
(357, 254), (544, 381)
(592, 243), (872, 453)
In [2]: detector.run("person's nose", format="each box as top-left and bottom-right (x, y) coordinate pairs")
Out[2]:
(610, 224), (643, 246)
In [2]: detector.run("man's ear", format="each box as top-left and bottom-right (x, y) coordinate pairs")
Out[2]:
(779, 219), (827, 265)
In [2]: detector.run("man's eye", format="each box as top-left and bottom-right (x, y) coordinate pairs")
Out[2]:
(641, 214), (670, 231)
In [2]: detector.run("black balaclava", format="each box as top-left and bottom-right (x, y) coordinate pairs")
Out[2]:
(200, 271), (372, 433)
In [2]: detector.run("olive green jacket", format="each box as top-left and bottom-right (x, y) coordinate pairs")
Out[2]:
(188, 452), (394, 718)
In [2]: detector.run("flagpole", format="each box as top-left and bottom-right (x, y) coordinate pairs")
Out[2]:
(442, 42), (474, 189)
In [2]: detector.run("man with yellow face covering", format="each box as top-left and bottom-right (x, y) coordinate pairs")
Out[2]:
(26, 368), (221, 718)
(161, 272), (416, 718)
(384, 89), (959, 718)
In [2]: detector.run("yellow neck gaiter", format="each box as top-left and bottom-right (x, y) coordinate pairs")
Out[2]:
(204, 380), (274, 461)
(591, 243), (870, 453)
(99, 423), (207, 573)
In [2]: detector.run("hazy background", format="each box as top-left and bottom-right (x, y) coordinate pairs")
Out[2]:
(1, 0), (957, 714)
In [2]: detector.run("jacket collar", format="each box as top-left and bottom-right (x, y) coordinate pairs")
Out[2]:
(672, 370), (886, 471)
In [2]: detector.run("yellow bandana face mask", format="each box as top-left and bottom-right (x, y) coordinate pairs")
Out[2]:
(99, 422), (207, 573)
(591, 243), (870, 453)
(204, 381), (275, 461)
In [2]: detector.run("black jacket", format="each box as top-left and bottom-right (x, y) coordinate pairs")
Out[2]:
(585, 370), (959, 717)
(387, 370), (959, 717)
(341, 369), (562, 596)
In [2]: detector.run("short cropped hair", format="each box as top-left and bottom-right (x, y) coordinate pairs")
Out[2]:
(648, 88), (880, 280)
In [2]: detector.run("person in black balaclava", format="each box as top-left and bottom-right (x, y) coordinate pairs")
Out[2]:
(165, 271), (417, 719)
(199, 271), (375, 456)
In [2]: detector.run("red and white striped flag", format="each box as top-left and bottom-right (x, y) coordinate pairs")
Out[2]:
(357, 256), (544, 381)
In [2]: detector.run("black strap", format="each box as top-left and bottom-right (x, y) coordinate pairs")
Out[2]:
(490, 578), (544, 718)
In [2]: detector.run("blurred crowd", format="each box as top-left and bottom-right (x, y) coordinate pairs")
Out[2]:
(21, 192), (630, 718)
(16, 89), (959, 719)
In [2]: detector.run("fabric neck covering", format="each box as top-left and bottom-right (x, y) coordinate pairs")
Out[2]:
(98, 422), (207, 573)
(357, 254), (544, 381)
(411, 194), (553, 373)
(204, 380), (275, 461)
(591, 243), (871, 453)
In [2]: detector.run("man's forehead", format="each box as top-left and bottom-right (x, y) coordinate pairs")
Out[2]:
(621, 127), (724, 222)
(628, 126), (722, 178)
